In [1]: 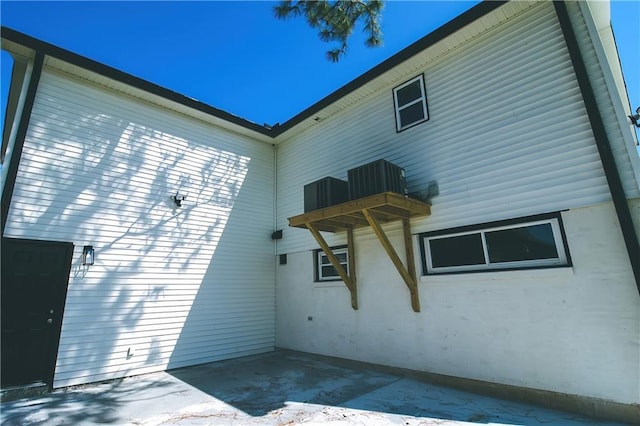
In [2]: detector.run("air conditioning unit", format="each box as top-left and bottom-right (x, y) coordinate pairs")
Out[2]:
(304, 177), (349, 212)
(348, 159), (407, 200)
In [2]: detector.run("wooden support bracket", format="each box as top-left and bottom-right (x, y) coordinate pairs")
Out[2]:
(362, 209), (420, 312)
(306, 222), (358, 310)
(289, 193), (430, 312)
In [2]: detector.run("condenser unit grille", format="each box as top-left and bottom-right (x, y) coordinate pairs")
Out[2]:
(348, 159), (407, 200)
(304, 177), (349, 212)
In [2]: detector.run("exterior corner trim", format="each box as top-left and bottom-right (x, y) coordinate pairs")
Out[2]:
(553, 1), (640, 295)
(1, 52), (43, 236)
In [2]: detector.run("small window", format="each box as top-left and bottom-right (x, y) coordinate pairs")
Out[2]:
(393, 74), (429, 132)
(420, 214), (570, 274)
(314, 246), (349, 282)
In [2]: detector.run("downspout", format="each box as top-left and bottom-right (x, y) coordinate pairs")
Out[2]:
(1, 51), (44, 236)
(554, 1), (640, 296)
(272, 142), (278, 348)
(273, 143), (278, 255)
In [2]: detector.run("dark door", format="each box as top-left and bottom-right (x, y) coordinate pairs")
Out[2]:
(1, 238), (74, 388)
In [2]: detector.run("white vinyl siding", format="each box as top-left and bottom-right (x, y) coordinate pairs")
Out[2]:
(4, 69), (276, 387)
(275, 2), (636, 255)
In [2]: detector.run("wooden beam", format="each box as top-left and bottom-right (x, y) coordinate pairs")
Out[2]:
(289, 192), (430, 230)
(347, 227), (358, 309)
(374, 205), (412, 219)
(309, 223), (344, 233)
(335, 215), (370, 227)
(287, 192), (430, 312)
(403, 218), (420, 312)
(362, 209), (420, 312)
(305, 222), (358, 310)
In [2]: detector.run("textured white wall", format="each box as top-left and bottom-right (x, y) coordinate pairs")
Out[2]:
(276, 200), (640, 405)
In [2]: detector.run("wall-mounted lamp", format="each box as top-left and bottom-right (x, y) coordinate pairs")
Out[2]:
(172, 192), (186, 207)
(629, 106), (640, 128)
(82, 245), (95, 266)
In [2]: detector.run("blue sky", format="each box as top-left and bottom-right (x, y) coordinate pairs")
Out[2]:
(1, 1), (639, 134)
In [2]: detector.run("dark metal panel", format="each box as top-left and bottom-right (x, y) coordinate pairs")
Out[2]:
(1, 237), (74, 389)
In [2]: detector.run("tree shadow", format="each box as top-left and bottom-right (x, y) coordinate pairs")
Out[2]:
(4, 70), (274, 393)
(0, 372), (177, 425)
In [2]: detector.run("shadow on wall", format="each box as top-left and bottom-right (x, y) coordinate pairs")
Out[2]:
(167, 153), (276, 370)
(5, 83), (273, 387)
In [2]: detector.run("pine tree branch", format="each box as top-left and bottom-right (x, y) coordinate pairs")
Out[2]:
(273, 0), (384, 62)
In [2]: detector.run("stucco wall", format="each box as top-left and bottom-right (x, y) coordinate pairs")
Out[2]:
(276, 199), (640, 405)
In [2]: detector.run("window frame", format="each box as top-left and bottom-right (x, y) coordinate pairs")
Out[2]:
(393, 74), (429, 132)
(314, 245), (349, 282)
(419, 213), (572, 275)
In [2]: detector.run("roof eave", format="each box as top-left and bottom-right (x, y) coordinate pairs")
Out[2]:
(0, 1), (507, 142)
(272, 0), (508, 139)
(1, 26), (274, 140)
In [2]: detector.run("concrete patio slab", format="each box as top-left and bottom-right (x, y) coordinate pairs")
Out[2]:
(0, 350), (628, 425)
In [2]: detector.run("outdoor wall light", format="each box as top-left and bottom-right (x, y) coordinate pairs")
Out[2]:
(82, 245), (95, 266)
(629, 106), (640, 128)
(172, 192), (186, 207)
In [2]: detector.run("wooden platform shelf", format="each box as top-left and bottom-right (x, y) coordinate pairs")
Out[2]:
(288, 192), (431, 312)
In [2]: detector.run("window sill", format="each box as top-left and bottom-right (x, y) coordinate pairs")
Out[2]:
(420, 266), (574, 283)
(313, 280), (346, 288)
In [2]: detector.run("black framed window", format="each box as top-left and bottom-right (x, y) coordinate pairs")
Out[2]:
(420, 214), (570, 274)
(314, 246), (349, 282)
(429, 233), (486, 268)
(393, 74), (429, 132)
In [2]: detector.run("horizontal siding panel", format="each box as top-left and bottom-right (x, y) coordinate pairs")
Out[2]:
(565, 1), (640, 197)
(54, 339), (275, 370)
(53, 345), (273, 387)
(6, 69), (276, 388)
(275, 2), (618, 254)
(55, 325), (275, 358)
(54, 329), (273, 359)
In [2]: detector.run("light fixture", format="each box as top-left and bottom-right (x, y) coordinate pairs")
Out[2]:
(629, 106), (640, 128)
(172, 192), (186, 207)
(82, 245), (95, 265)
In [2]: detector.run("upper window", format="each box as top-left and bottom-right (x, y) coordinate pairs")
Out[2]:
(420, 214), (570, 274)
(393, 74), (429, 132)
(314, 246), (349, 282)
